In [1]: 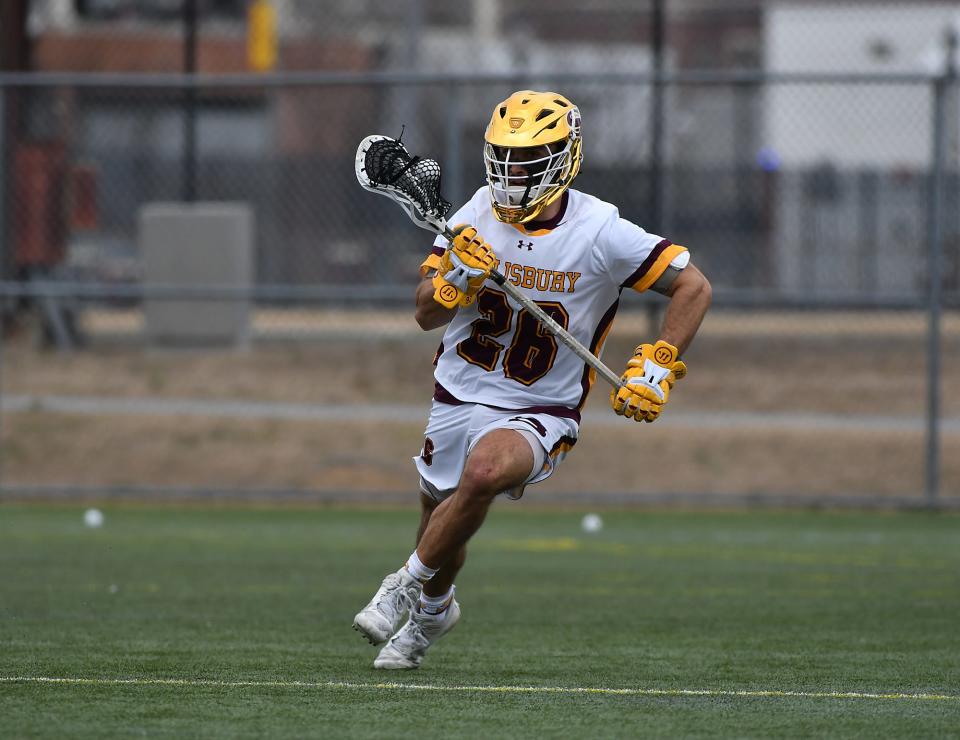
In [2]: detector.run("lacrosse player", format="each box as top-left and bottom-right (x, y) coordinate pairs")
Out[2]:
(354, 90), (711, 669)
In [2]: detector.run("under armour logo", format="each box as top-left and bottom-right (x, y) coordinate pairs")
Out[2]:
(516, 239), (533, 251)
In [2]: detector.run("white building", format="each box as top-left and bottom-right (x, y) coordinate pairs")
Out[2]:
(763, 2), (959, 298)
(764, 1), (960, 169)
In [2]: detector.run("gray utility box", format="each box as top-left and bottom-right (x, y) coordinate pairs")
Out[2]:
(140, 203), (254, 347)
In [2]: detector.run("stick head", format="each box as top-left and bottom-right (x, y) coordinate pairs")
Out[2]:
(355, 135), (451, 234)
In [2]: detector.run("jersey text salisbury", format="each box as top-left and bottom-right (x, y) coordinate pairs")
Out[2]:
(501, 262), (582, 293)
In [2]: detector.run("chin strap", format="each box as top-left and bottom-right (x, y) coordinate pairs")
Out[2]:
(518, 175), (534, 207)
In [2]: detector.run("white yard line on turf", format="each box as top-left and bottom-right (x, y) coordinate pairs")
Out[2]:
(0, 677), (956, 702)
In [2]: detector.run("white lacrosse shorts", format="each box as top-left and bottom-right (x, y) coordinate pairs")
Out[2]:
(413, 400), (579, 503)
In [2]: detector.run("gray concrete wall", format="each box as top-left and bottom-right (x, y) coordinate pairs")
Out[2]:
(140, 203), (254, 346)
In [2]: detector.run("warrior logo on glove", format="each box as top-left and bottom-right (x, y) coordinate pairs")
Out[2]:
(654, 344), (676, 366)
(610, 340), (687, 423)
(438, 284), (460, 305)
(432, 224), (499, 308)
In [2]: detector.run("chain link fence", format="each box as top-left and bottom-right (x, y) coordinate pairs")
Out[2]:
(1, 0), (958, 506)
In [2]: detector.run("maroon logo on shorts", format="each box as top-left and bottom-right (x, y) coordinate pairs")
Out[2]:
(421, 437), (435, 466)
(509, 416), (547, 437)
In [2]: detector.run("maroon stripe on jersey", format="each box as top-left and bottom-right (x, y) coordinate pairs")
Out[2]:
(430, 245), (445, 257)
(549, 435), (578, 455)
(433, 382), (581, 423)
(432, 342), (444, 367)
(620, 239), (672, 288)
(576, 296), (621, 411)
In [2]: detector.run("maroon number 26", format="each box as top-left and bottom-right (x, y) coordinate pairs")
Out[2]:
(455, 287), (570, 386)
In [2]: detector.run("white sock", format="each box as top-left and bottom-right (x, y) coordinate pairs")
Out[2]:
(405, 550), (437, 583)
(418, 586), (455, 620)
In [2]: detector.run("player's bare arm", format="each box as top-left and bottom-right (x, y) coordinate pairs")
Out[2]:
(657, 262), (712, 355)
(611, 262), (711, 424)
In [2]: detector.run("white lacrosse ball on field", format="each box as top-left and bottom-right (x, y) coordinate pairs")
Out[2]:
(84, 508), (104, 528)
(581, 513), (603, 533)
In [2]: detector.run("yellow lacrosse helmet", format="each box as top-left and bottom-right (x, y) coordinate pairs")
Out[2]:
(484, 90), (583, 224)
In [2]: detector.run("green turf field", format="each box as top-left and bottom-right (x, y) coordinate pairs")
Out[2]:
(2, 505), (959, 738)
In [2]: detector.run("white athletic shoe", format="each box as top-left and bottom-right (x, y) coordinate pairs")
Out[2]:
(373, 600), (461, 670)
(352, 568), (422, 646)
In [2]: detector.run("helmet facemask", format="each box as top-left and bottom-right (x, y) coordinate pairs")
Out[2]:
(483, 139), (576, 224)
(483, 91), (583, 223)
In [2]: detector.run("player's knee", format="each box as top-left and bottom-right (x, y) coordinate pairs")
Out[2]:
(459, 453), (509, 500)
(458, 468), (500, 501)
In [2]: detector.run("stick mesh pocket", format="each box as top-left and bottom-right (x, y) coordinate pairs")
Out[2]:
(363, 138), (451, 218)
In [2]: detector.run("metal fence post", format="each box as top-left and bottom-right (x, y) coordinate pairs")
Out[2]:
(444, 83), (464, 209)
(0, 86), (6, 492)
(182, 0), (198, 203)
(644, 0), (666, 337)
(648, 0), (665, 234)
(924, 29), (956, 508)
(0, 85), (6, 293)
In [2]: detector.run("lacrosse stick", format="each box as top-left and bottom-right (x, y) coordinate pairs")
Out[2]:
(355, 134), (622, 391)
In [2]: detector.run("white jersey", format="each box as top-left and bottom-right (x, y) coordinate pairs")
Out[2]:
(421, 187), (689, 423)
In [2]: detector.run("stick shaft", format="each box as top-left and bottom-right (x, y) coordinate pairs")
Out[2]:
(494, 270), (623, 389)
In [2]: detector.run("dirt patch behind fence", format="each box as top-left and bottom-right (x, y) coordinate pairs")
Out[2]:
(3, 309), (958, 500)
(3, 408), (957, 500)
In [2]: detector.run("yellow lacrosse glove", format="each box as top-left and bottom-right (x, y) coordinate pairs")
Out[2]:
(432, 224), (499, 308)
(610, 340), (687, 423)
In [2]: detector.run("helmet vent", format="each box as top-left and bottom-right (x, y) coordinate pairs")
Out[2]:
(521, 98), (529, 104)
(499, 106), (507, 118)
(535, 109), (554, 121)
(553, 99), (569, 107)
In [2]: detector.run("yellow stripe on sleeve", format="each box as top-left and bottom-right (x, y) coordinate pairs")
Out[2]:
(631, 244), (688, 292)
